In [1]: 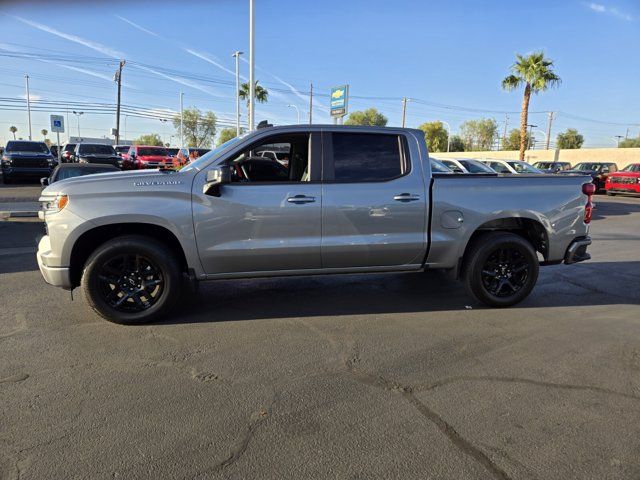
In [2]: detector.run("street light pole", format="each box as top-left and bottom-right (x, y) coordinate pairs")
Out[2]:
(72, 111), (84, 137)
(232, 51), (244, 136)
(287, 104), (300, 124)
(124, 114), (128, 142)
(159, 119), (168, 145)
(25, 74), (32, 140)
(248, 0), (255, 131)
(401, 98), (411, 128)
(179, 92), (184, 148)
(526, 124), (537, 150)
(440, 120), (452, 153)
(614, 135), (624, 147)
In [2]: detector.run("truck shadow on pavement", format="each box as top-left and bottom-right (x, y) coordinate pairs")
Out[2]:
(592, 198), (640, 220)
(159, 261), (640, 325)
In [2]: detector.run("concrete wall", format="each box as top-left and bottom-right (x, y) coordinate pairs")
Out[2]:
(434, 148), (640, 169)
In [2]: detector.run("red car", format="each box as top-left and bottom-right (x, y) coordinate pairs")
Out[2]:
(606, 163), (640, 196)
(122, 145), (174, 170)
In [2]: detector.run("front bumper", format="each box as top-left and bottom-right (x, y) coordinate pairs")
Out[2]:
(37, 235), (72, 289)
(606, 183), (640, 194)
(564, 236), (591, 265)
(2, 166), (53, 178)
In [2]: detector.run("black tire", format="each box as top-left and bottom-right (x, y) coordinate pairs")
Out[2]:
(81, 235), (182, 324)
(606, 192), (615, 196)
(463, 232), (539, 308)
(2, 176), (12, 184)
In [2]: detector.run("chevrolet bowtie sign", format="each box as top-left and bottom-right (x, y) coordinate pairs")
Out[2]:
(330, 85), (349, 118)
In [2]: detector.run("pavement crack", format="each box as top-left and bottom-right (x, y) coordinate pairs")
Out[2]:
(417, 376), (640, 402)
(0, 373), (29, 384)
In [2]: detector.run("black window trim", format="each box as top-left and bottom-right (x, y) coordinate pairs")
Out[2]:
(222, 131), (321, 185)
(321, 131), (411, 184)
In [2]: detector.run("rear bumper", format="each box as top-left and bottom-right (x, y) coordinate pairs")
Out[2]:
(564, 236), (591, 265)
(37, 235), (72, 289)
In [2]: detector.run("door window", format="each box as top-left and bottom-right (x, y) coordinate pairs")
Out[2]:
(229, 134), (311, 183)
(330, 133), (407, 182)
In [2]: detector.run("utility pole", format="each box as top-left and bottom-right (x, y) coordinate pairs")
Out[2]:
(401, 97), (409, 128)
(502, 114), (509, 149)
(179, 92), (184, 148)
(232, 51), (243, 136)
(308, 82), (313, 125)
(25, 74), (32, 140)
(545, 111), (554, 150)
(114, 59), (125, 145)
(625, 127), (629, 140)
(248, 0), (255, 131)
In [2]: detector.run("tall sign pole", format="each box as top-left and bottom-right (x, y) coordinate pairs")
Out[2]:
(114, 60), (125, 145)
(248, 0), (255, 131)
(330, 85), (348, 124)
(50, 115), (64, 163)
(25, 74), (32, 140)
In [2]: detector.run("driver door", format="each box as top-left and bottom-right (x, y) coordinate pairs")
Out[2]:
(192, 131), (322, 275)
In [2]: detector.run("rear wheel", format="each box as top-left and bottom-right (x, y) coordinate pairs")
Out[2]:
(2, 175), (12, 184)
(81, 235), (181, 324)
(463, 232), (539, 307)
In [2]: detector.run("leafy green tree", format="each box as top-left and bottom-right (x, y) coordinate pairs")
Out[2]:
(41, 129), (48, 140)
(418, 121), (449, 152)
(9, 126), (17, 140)
(344, 108), (388, 126)
(459, 118), (498, 151)
(502, 128), (531, 151)
(502, 52), (561, 160)
(173, 107), (217, 148)
(217, 128), (237, 146)
(134, 133), (164, 146)
(448, 135), (465, 152)
(239, 81), (269, 107)
(556, 128), (584, 149)
(618, 138), (640, 148)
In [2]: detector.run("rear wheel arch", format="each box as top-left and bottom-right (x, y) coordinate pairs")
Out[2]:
(69, 223), (188, 287)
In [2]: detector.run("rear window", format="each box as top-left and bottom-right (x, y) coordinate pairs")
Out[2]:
(6, 141), (49, 153)
(331, 133), (404, 182)
(138, 147), (168, 156)
(63, 144), (76, 152)
(79, 144), (115, 155)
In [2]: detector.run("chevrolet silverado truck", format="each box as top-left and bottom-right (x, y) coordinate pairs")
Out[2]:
(37, 125), (594, 324)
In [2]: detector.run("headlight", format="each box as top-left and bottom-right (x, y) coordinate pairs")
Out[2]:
(1, 155), (11, 166)
(78, 158), (88, 164)
(42, 194), (69, 213)
(637, 178), (640, 184)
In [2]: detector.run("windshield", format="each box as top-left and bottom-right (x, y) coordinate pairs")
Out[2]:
(115, 146), (130, 153)
(507, 161), (542, 173)
(534, 162), (553, 169)
(138, 147), (168, 156)
(460, 159), (496, 173)
(622, 164), (640, 172)
(181, 137), (242, 172)
(6, 141), (49, 153)
(574, 163), (604, 171)
(79, 144), (115, 155)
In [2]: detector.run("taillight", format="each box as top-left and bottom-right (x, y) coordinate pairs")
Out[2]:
(582, 182), (595, 224)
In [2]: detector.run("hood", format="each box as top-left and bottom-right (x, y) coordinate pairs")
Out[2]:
(6, 151), (52, 157)
(80, 153), (119, 158)
(609, 171), (640, 178)
(137, 155), (173, 161)
(561, 169), (597, 175)
(41, 169), (187, 197)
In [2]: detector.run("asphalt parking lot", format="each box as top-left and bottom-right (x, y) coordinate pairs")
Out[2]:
(1, 192), (639, 479)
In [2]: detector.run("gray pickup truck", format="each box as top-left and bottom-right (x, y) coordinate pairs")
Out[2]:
(37, 125), (594, 324)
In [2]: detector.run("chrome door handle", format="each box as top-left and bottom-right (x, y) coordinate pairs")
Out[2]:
(287, 195), (316, 204)
(393, 193), (420, 202)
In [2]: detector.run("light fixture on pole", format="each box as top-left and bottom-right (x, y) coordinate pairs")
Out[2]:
(286, 104), (300, 124)
(614, 135), (624, 147)
(159, 118), (168, 145)
(232, 51), (244, 136)
(248, 0), (255, 131)
(72, 111), (84, 137)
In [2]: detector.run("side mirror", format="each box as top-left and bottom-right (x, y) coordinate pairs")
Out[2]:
(203, 165), (231, 195)
(40, 177), (49, 187)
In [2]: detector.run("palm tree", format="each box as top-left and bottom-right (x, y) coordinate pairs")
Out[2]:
(9, 126), (17, 140)
(41, 128), (48, 140)
(238, 81), (269, 107)
(502, 52), (561, 160)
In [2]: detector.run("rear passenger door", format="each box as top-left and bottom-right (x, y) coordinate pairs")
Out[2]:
(321, 131), (427, 268)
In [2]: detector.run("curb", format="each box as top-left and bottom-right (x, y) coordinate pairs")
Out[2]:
(0, 211), (39, 219)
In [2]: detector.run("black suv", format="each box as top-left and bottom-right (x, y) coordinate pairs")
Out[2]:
(74, 143), (123, 169)
(1, 140), (56, 183)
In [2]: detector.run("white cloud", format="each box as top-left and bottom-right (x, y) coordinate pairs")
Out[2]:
(131, 64), (225, 98)
(10, 15), (125, 58)
(115, 16), (162, 39)
(22, 93), (41, 101)
(585, 2), (634, 20)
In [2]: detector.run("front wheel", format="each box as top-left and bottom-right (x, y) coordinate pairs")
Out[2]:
(463, 232), (539, 308)
(81, 235), (182, 324)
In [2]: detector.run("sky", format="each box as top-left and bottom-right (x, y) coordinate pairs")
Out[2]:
(0, 0), (638, 148)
